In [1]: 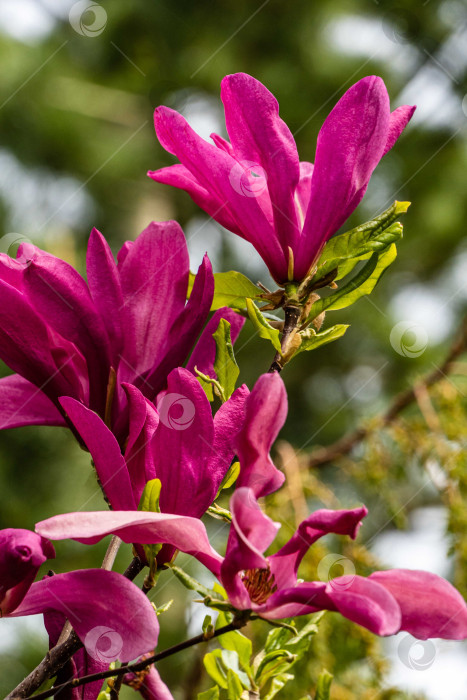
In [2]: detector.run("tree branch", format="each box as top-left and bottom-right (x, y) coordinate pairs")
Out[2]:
(308, 318), (467, 468)
(268, 304), (301, 373)
(22, 618), (249, 700)
(6, 557), (145, 700)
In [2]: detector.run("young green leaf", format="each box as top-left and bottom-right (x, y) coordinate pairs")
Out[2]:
(203, 649), (250, 690)
(314, 201), (408, 281)
(307, 245), (397, 322)
(246, 298), (282, 353)
(213, 318), (240, 401)
(227, 668), (244, 700)
(188, 270), (262, 310)
(295, 324), (349, 356)
(314, 669), (333, 700)
(138, 479), (162, 513)
(217, 609), (252, 671)
(262, 673), (295, 700)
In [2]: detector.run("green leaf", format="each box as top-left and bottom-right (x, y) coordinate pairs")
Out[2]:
(138, 478), (162, 513)
(154, 599), (173, 615)
(217, 610), (252, 671)
(213, 318), (240, 401)
(207, 502), (232, 522)
(198, 686), (220, 700)
(308, 245), (397, 322)
(211, 270), (262, 310)
(314, 669), (333, 700)
(217, 460), (240, 495)
(203, 649), (250, 690)
(295, 324), (349, 356)
(255, 649), (296, 685)
(227, 669), (244, 700)
(168, 564), (222, 599)
(314, 201), (408, 281)
(246, 298), (282, 353)
(262, 673), (294, 700)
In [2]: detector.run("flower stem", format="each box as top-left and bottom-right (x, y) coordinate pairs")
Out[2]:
(21, 618), (250, 700)
(268, 304), (301, 373)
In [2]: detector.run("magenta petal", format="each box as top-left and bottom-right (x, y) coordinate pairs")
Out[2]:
(235, 373), (286, 497)
(383, 105), (416, 156)
(0, 375), (66, 429)
(142, 255), (214, 397)
(0, 528), (54, 614)
(221, 488), (280, 608)
(370, 569), (467, 640)
(10, 570), (159, 661)
(296, 76), (391, 280)
(59, 397), (137, 511)
(23, 250), (111, 415)
(148, 165), (238, 232)
(152, 106), (286, 282)
(209, 384), (249, 490)
(186, 307), (245, 380)
(269, 506), (368, 589)
(123, 384), (159, 506)
(119, 221), (189, 380)
(36, 511), (223, 577)
(87, 228), (124, 364)
(152, 368), (215, 516)
(221, 73), (301, 254)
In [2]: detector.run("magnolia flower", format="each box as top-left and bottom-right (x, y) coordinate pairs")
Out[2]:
(149, 73), (415, 283)
(0, 529), (159, 662)
(38, 495), (467, 641)
(0, 221), (243, 444)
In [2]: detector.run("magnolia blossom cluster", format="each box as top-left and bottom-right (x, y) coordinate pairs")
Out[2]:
(1, 73), (466, 699)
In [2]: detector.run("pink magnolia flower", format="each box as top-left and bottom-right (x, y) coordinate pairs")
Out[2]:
(0, 220), (243, 444)
(0, 529), (159, 662)
(149, 73), (415, 284)
(38, 496), (467, 641)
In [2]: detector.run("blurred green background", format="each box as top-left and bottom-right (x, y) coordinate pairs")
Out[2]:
(0, 0), (466, 697)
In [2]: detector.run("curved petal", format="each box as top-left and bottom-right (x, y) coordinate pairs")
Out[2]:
(59, 397), (137, 511)
(209, 384), (249, 490)
(22, 248), (111, 415)
(119, 221), (190, 380)
(148, 165), (239, 232)
(295, 162), (314, 227)
(383, 105), (416, 156)
(370, 569), (467, 640)
(269, 506), (368, 589)
(221, 73), (301, 254)
(235, 373), (286, 497)
(141, 255), (214, 398)
(0, 528), (55, 614)
(152, 106), (286, 282)
(123, 384), (159, 506)
(0, 375), (66, 429)
(152, 368), (215, 516)
(87, 228), (124, 365)
(9, 570), (159, 662)
(221, 488), (280, 608)
(36, 510), (223, 577)
(186, 307), (245, 380)
(296, 76), (391, 280)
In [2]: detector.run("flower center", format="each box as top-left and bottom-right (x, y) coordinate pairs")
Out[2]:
(241, 567), (277, 605)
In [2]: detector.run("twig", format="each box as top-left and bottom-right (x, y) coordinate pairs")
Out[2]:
(308, 319), (467, 468)
(23, 619), (249, 700)
(6, 556), (144, 700)
(268, 304), (301, 373)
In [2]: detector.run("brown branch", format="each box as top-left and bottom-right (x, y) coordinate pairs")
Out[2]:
(6, 557), (145, 700)
(268, 304), (301, 373)
(308, 318), (467, 468)
(23, 618), (249, 700)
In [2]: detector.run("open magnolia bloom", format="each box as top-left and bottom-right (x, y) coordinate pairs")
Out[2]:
(0, 220), (243, 444)
(36, 490), (467, 641)
(0, 528), (159, 663)
(149, 73), (415, 284)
